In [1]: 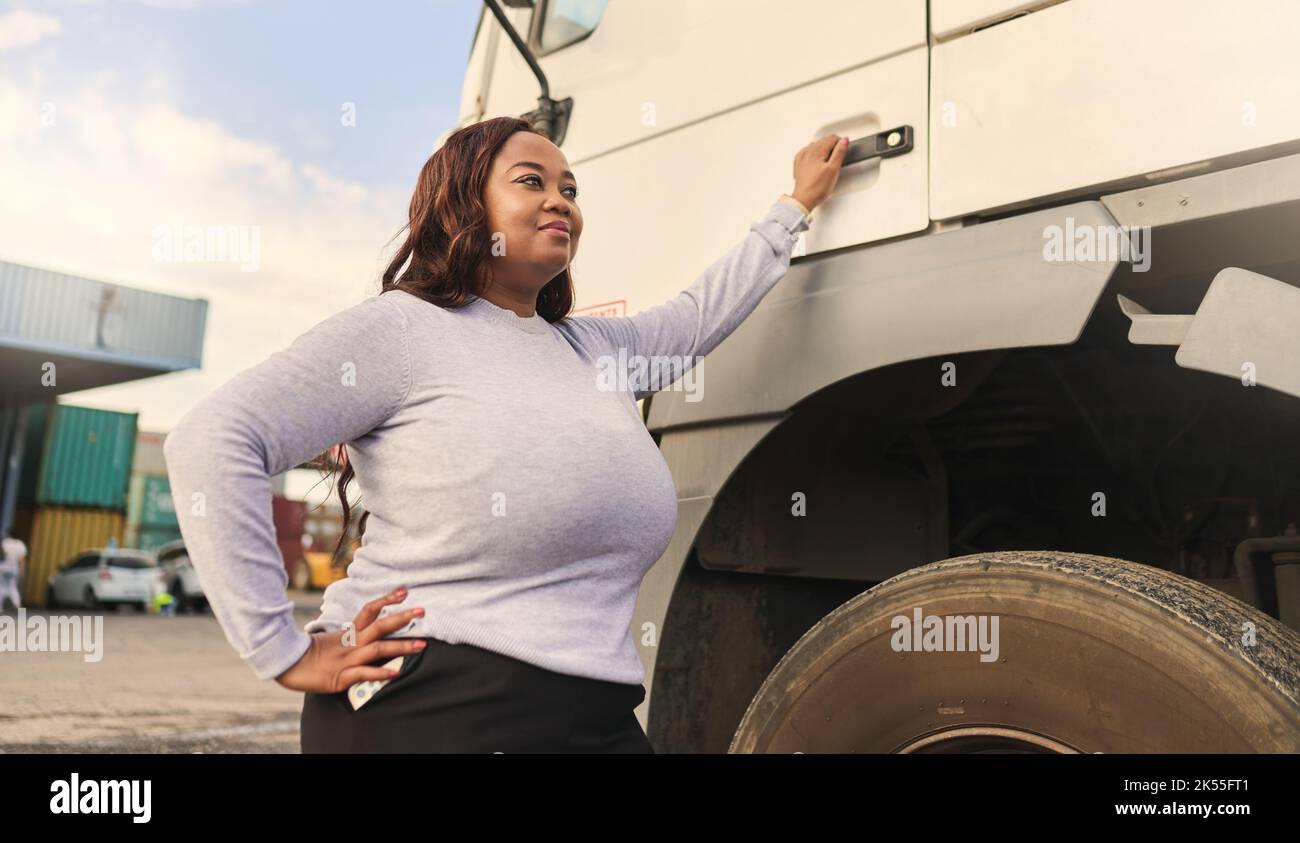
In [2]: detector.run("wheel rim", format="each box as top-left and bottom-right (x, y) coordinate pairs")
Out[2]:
(894, 725), (1081, 754)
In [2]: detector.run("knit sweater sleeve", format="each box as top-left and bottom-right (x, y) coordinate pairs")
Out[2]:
(163, 293), (413, 681)
(559, 197), (810, 401)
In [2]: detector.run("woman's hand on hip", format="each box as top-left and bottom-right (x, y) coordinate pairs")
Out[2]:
(790, 134), (849, 212)
(274, 587), (427, 693)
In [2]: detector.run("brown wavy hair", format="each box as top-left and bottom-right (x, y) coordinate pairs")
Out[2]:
(317, 116), (577, 563)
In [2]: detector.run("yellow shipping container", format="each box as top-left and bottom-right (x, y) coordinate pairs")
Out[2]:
(17, 506), (126, 607)
(298, 550), (349, 591)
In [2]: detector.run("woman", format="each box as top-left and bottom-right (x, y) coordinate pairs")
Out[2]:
(164, 116), (848, 753)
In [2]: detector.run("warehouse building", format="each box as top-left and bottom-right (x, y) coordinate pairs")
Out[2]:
(0, 259), (208, 601)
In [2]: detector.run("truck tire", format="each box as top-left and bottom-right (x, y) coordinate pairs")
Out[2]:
(730, 551), (1300, 753)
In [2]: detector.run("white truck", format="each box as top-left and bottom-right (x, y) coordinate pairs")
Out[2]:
(455, 0), (1300, 752)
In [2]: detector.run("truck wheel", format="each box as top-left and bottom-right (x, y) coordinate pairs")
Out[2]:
(730, 551), (1300, 753)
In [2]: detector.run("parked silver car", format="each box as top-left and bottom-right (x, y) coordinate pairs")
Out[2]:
(47, 548), (164, 611)
(155, 539), (207, 613)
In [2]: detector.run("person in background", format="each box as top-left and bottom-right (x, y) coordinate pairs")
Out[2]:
(0, 529), (26, 611)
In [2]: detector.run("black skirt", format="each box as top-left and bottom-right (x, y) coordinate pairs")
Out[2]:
(300, 636), (654, 753)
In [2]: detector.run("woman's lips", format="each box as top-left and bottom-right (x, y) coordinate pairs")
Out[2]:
(540, 227), (570, 239)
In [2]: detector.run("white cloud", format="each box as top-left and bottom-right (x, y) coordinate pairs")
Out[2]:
(0, 8), (63, 51)
(0, 71), (413, 430)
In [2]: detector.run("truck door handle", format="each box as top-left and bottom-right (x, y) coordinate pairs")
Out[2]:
(842, 125), (914, 166)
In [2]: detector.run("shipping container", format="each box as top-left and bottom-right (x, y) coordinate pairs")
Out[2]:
(271, 494), (308, 583)
(271, 494), (306, 539)
(299, 550), (349, 590)
(16, 505), (126, 607)
(18, 403), (138, 509)
(126, 473), (178, 531)
(131, 429), (169, 476)
(130, 526), (183, 553)
(278, 536), (307, 584)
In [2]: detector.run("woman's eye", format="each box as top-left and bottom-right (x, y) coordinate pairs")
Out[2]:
(520, 175), (578, 199)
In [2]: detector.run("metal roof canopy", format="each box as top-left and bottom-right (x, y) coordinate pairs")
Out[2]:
(0, 260), (208, 404)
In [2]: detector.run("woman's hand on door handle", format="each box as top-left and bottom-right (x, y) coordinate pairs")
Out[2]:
(790, 134), (849, 213)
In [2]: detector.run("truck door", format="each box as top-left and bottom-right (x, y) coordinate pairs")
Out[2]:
(462, 0), (930, 315)
(930, 0), (1300, 219)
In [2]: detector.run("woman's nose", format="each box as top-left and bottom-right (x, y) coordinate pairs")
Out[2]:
(545, 203), (573, 222)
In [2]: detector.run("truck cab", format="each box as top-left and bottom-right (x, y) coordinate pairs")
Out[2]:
(459, 0), (1300, 753)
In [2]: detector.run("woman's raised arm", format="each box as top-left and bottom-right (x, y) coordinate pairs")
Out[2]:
(561, 198), (808, 401)
(164, 293), (413, 681)
(559, 135), (847, 402)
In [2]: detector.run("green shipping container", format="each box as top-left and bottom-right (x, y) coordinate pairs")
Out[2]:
(18, 402), (138, 509)
(134, 526), (183, 553)
(127, 473), (178, 530)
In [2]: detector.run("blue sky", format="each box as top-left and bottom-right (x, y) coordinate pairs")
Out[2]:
(3, 0), (481, 188)
(0, 0), (484, 444)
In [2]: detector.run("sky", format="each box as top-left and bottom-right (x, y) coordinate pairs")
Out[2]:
(0, 0), (484, 443)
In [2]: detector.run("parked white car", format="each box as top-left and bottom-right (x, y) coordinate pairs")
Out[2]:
(155, 539), (207, 613)
(47, 548), (165, 612)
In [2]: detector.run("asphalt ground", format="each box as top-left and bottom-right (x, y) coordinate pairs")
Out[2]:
(0, 591), (325, 753)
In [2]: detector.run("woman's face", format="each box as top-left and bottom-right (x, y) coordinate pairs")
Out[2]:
(482, 131), (583, 293)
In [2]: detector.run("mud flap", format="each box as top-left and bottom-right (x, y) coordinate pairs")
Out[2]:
(1118, 267), (1300, 399)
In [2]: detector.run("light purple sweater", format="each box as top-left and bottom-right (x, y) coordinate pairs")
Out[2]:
(164, 197), (810, 684)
